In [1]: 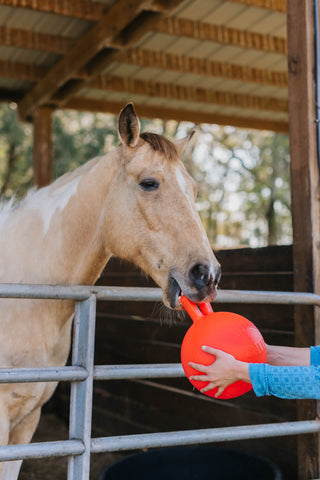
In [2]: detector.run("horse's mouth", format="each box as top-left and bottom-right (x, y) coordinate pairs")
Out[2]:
(167, 276), (182, 309)
(166, 274), (218, 309)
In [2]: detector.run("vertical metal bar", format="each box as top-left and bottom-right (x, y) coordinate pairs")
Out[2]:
(68, 295), (96, 480)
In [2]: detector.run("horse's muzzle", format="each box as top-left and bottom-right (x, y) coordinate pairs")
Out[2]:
(166, 263), (221, 309)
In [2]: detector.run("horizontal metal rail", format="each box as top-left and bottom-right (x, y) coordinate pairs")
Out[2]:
(94, 363), (184, 380)
(0, 366), (88, 383)
(1, 420), (319, 462)
(0, 440), (84, 462)
(0, 283), (319, 305)
(0, 364), (184, 383)
(91, 420), (320, 453)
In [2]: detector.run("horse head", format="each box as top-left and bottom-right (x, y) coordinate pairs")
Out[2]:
(104, 103), (221, 309)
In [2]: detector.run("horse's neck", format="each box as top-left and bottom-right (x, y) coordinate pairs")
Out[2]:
(0, 152), (119, 286)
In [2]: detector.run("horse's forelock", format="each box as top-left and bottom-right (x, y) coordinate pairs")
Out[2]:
(140, 132), (178, 161)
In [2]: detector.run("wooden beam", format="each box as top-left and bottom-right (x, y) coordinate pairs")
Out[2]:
(0, 60), (46, 82)
(0, 0), (184, 20)
(226, 0), (286, 12)
(0, 0), (105, 21)
(17, 0), (168, 120)
(118, 47), (288, 88)
(0, 0), (287, 17)
(33, 106), (53, 187)
(88, 74), (288, 113)
(154, 17), (287, 55)
(0, 26), (73, 55)
(64, 97), (289, 133)
(0, 19), (287, 58)
(287, 0), (320, 479)
(0, 59), (86, 82)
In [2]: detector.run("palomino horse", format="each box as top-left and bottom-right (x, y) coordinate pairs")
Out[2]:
(0, 103), (221, 479)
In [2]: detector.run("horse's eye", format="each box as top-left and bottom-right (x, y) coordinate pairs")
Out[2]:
(139, 179), (159, 191)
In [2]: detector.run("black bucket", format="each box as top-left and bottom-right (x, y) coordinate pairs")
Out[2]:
(96, 445), (282, 480)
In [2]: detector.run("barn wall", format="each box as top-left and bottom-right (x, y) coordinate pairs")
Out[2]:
(55, 245), (299, 479)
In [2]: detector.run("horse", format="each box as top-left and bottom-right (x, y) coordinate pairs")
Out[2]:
(0, 103), (221, 479)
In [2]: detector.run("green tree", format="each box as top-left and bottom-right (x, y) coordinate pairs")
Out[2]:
(185, 125), (291, 247)
(53, 110), (118, 179)
(0, 103), (33, 199)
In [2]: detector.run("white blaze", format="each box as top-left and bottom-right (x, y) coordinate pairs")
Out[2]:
(175, 166), (210, 251)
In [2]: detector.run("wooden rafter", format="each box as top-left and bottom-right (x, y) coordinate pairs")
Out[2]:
(118, 47), (288, 88)
(88, 74), (288, 113)
(0, 49), (287, 89)
(64, 97), (288, 133)
(0, 26), (73, 54)
(0, 60), (44, 82)
(226, 0), (286, 12)
(0, 59), (86, 82)
(0, 0), (105, 21)
(17, 0), (186, 120)
(0, 0), (287, 18)
(154, 17), (287, 55)
(0, 22), (287, 58)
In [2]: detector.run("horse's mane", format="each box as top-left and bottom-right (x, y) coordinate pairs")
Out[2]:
(140, 132), (178, 161)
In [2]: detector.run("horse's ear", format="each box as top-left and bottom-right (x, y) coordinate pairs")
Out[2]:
(174, 130), (196, 155)
(118, 103), (141, 147)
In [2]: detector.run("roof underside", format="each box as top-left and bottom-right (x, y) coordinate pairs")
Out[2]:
(0, 0), (288, 132)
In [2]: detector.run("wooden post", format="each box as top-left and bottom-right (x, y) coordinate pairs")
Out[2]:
(287, 1), (320, 478)
(33, 106), (53, 187)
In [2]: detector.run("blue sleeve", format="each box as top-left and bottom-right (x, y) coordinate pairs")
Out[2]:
(249, 363), (320, 399)
(310, 346), (320, 365)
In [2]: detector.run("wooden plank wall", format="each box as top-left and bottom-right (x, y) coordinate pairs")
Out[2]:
(55, 245), (300, 479)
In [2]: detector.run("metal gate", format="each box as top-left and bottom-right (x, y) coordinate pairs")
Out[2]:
(0, 283), (319, 479)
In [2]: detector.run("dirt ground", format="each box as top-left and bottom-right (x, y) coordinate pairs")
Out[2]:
(19, 413), (123, 480)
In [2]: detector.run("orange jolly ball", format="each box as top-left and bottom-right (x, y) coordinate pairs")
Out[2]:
(180, 296), (267, 399)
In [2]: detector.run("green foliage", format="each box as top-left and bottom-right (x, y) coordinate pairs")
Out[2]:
(53, 110), (118, 178)
(0, 102), (292, 247)
(0, 103), (33, 199)
(183, 125), (291, 247)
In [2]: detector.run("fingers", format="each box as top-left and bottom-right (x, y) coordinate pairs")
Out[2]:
(201, 345), (222, 356)
(200, 382), (225, 397)
(214, 386), (224, 398)
(188, 361), (210, 373)
(189, 374), (209, 382)
(200, 382), (216, 393)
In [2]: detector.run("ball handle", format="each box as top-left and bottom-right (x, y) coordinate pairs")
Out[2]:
(180, 295), (213, 322)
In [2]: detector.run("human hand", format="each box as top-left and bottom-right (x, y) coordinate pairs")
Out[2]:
(189, 346), (250, 398)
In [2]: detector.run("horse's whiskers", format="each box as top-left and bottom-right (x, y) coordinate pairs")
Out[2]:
(152, 302), (187, 326)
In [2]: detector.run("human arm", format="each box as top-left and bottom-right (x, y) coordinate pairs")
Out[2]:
(189, 345), (320, 399)
(266, 344), (310, 366)
(249, 345), (320, 399)
(249, 363), (320, 399)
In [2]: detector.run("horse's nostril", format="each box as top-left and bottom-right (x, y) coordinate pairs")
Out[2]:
(188, 263), (210, 290)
